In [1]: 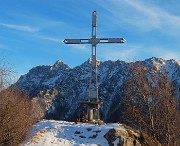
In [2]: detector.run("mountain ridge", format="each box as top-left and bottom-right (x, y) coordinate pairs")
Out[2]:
(15, 57), (180, 122)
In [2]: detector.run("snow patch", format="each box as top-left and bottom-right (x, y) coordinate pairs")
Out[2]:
(22, 120), (128, 146)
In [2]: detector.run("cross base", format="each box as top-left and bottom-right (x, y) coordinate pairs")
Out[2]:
(80, 101), (100, 121)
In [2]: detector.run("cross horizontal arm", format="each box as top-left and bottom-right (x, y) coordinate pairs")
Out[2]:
(64, 39), (90, 44)
(64, 38), (126, 45)
(98, 38), (126, 43)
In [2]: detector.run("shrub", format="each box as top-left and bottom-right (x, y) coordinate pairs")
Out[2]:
(0, 87), (35, 146)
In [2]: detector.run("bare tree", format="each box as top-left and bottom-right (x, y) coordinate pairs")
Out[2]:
(0, 60), (39, 146)
(122, 62), (180, 146)
(155, 74), (180, 146)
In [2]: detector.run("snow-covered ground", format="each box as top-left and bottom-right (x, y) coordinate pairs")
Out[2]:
(21, 120), (126, 146)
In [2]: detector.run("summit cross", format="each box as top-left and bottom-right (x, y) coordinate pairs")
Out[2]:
(64, 11), (125, 122)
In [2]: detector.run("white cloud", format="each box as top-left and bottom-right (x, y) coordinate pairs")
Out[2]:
(123, 0), (180, 29)
(0, 43), (3, 49)
(97, 43), (180, 62)
(162, 52), (180, 61)
(69, 44), (89, 52)
(98, 44), (142, 61)
(98, 0), (180, 34)
(37, 35), (63, 43)
(149, 47), (180, 60)
(102, 48), (137, 61)
(0, 23), (39, 32)
(0, 43), (13, 52)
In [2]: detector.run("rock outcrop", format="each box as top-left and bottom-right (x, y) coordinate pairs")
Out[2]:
(104, 126), (161, 146)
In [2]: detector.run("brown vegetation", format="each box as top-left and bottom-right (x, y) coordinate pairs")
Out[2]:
(0, 61), (40, 146)
(0, 88), (35, 146)
(122, 62), (180, 146)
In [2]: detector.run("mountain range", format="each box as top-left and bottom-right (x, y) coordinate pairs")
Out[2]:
(15, 57), (180, 122)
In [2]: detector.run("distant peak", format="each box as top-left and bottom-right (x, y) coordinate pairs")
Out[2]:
(147, 57), (180, 65)
(150, 57), (163, 61)
(144, 57), (164, 63)
(54, 60), (63, 65)
(52, 60), (71, 70)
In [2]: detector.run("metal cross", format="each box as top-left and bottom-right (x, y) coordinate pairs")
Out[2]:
(64, 11), (125, 121)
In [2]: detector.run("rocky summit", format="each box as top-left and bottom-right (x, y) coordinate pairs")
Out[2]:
(15, 57), (180, 122)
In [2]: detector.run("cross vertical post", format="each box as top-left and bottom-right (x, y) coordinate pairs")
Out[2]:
(89, 11), (100, 120)
(89, 11), (99, 101)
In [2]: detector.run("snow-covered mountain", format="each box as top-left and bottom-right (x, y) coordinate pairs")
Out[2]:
(15, 58), (180, 122)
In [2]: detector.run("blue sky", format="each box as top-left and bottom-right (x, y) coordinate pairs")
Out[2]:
(0, 0), (180, 77)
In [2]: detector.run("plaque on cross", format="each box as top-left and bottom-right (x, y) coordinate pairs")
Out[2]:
(64, 11), (125, 122)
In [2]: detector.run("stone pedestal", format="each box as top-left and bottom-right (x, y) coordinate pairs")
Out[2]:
(80, 101), (100, 121)
(88, 105), (94, 121)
